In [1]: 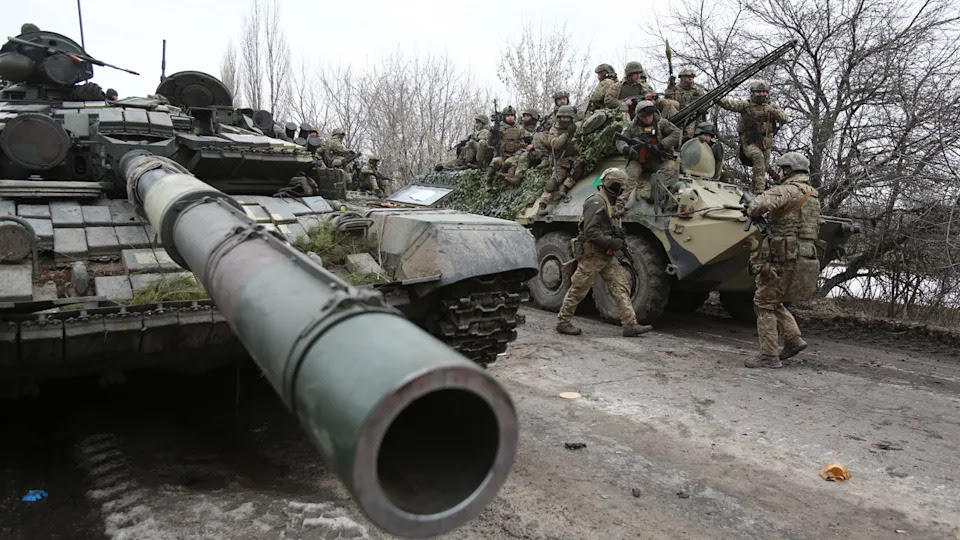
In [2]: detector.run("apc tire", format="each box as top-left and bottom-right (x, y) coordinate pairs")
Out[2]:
(720, 291), (757, 322)
(528, 231), (575, 312)
(592, 234), (670, 324)
(667, 290), (710, 313)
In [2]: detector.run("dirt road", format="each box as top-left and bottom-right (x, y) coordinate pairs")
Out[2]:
(2, 307), (958, 539)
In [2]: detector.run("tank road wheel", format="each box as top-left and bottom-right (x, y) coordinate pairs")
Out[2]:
(720, 291), (757, 322)
(528, 231), (575, 312)
(667, 290), (710, 313)
(592, 234), (670, 324)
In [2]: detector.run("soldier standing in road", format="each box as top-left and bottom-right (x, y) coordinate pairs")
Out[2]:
(485, 106), (530, 189)
(604, 61), (654, 119)
(535, 105), (581, 215)
(717, 80), (789, 193)
(744, 152), (820, 368)
(585, 63), (618, 115)
(612, 100), (681, 215)
(556, 168), (653, 337)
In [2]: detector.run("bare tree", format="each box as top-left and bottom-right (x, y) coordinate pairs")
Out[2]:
(219, 41), (239, 104)
(237, 0), (291, 117)
(497, 23), (592, 114)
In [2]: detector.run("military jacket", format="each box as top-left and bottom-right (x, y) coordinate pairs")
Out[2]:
(546, 123), (579, 164)
(603, 79), (655, 110)
(322, 136), (352, 167)
(495, 121), (529, 156)
(586, 78), (617, 113)
(580, 191), (620, 251)
(671, 82), (706, 111)
(718, 99), (789, 147)
(614, 115), (682, 170)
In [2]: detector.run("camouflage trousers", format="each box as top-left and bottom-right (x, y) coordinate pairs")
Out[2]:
(513, 150), (543, 180)
(489, 154), (524, 187)
(619, 160), (678, 214)
(743, 142), (771, 193)
(542, 159), (578, 202)
(753, 262), (802, 357)
(357, 173), (381, 194)
(558, 247), (637, 326)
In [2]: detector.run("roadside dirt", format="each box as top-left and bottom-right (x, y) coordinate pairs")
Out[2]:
(1, 306), (958, 539)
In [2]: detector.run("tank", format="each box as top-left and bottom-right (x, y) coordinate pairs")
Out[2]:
(0, 28), (536, 392)
(416, 40), (859, 323)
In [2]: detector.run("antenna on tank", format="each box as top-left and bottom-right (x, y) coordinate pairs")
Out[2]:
(76, 0), (86, 49)
(160, 39), (166, 81)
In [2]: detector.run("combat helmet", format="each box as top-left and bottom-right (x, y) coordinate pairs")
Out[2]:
(595, 63), (615, 75)
(625, 61), (644, 76)
(475, 113), (489, 124)
(522, 107), (540, 119)
(750, 79), (770, 92)
(331, 127), (346, 137)
(368, 156), (380, 164)
(556, 105), (576, 118)
(635, 100), (658, 117)
(694, 122), (716, 137)
(679, 67), (695, 77)
(501, 105), (517, 116)
(600, 167), (627, 191)
(20, 23), (39, 34)
(552, 90), (570, 102)
(777, 152), (809, 173)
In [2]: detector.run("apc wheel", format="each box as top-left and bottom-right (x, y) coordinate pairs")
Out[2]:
(720, 291), (757, 322)
(592, 234), (670, 324)
(667, 290), (710, 313)
(527, 231), (575, 312)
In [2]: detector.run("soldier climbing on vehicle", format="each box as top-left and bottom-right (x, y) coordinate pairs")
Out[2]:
(556, 168), (653, 337)
(717, 80), (789, 193)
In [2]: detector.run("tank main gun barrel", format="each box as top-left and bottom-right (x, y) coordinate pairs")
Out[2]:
(118, 150), (518, 538)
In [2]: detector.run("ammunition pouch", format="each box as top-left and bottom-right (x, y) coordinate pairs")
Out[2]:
(785, 239), (820, 302)
(571, 236), (584, 261)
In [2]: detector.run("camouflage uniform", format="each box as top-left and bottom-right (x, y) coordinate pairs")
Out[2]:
(486, 106), (530, 188)
(604, 61), (654, 118)
(357, 157), (385, 195)
(462, 114), (489, 166)
(667, 68), (706, 136)
(322, 128), (354, 169)
(535, 105), (580, 215)
(746, 152), (820, 368)
(514, 108), (546, 180)
(540, 91), (571, 133)
(612, 101), (682, 214)
(718, 80), (789, 193)
(585, 64), (618, 114)
(557, 169), (651, 337)
(678, 122), (724, 180)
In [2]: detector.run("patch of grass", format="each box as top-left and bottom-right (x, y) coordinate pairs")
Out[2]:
(293, 220), (369, 266)
(348, 271), (390, 286)
(130, 274), (208, 305)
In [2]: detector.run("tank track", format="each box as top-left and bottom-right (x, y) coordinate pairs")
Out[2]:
(429, 272), (527, 367)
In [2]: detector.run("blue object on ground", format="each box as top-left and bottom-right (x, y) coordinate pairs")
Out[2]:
(21, 490), (48, 502)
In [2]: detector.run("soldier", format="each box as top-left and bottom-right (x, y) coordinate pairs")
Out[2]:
(679, 122), (724, 180)
(585, 63), (618, 114)
(556, 168), (653, 337)
(485, 106), (530, 189)
(460, 113), (489, 167)
(105, 88), (118, 101)
(357, 157), (388, 196)
(744, 152), (820, 368)
(540, 90), (571, 132)
(613, 100), (681, 215)
(604, 61), (654, 118)
(669, 68), (706, 112)
(535, 105), (580, 215)
(521, 107), (540, 132)
(20, 23), (39, 35)
(717, 80), (789, 193)
(321, 127), (356, 169)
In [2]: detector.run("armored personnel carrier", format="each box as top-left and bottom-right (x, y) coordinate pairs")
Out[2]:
(418, 40), (858, 323)
(0, 28), (536, 392)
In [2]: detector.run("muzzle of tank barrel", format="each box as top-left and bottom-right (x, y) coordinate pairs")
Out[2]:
(119, 151), (518, 537)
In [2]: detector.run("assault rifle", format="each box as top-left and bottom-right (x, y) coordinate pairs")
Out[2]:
(614, 132), (664, 167)
(667, 39), (797, 134)
(448, 136), (471, 152)
(740, 191), (771, 238)
(666, 40), (675, 89)
(610, 225), (632, 265)
(490, 99), (503, 158)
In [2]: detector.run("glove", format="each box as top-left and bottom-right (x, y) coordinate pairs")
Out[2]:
(609, 238), (624, 251)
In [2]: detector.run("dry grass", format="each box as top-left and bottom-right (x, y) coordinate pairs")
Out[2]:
(293, 220), (369, 266)
(130, 274), (209, 305)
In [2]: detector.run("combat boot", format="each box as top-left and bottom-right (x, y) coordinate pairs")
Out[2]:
(779, 337), (807, 361)
(536, 201), (549, 216)
(744, 354), (783, 369)
(622, 324), (652, 337)
(556, 321), (582, 335)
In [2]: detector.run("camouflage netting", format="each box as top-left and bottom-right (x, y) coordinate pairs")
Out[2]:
(418, 110), (625, 220)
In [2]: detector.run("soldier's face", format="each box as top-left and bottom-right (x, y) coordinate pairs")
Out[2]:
(505, 114), (516, 124)
(702, 134), (713, 142)
(628, 73), (640, 83)
(681, 75), (694, 86)
(639, 113), (654, 126)
(522, 114), (533, 123)
(556, 97), (569, 106)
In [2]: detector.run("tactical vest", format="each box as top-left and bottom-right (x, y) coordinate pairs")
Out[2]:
(500, 123), (525, 156)
(738, 104), (774, 145)
(767, 175), (821, 301)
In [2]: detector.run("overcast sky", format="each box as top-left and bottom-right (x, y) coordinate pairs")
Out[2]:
(7, 0), (674, 101)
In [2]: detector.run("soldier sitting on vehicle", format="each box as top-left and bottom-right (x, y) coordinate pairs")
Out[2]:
(679, 122), (724, 180)
(485, 106), (530, 190)
(535, 105), (581, 215)
(541, 90), (572, 132)
(357, 156), (390, 196)
(613, 100), (682, 215)
(556, 168), (653, 337)
(321, 127), (356, 169)
(585, 63), (618, 115)
(604, 61), (654, 119)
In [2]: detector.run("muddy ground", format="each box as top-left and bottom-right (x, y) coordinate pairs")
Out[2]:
(1, 306), (958, 539)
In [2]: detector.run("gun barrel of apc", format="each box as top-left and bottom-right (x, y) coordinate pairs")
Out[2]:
(118, 151), (518, 538)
